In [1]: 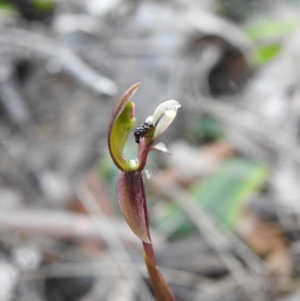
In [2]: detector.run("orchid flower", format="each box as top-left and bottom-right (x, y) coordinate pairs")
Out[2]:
(107, 83), (180, 301)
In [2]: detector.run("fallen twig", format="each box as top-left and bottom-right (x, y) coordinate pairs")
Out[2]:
(0, 209), (158, 245)
(0, 28), (118, 96)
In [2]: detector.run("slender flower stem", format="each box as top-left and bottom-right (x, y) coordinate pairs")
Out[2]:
(143, 241), (156, 268)
(141, 177), (156, 264)
(141, 175), (176, 301)
(137, 140), (151, 171)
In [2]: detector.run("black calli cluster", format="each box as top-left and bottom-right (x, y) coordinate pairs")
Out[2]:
(134, 122), (154, 144)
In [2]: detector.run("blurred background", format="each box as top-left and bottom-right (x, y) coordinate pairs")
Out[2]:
(1, 0), (300, 300)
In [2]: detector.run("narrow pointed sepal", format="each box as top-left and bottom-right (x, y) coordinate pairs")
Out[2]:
(151, 142), (171, 154)
(117, 171), (151, 243)
(144, 253), (176, 301)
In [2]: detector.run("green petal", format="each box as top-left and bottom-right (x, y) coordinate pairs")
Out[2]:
(108, 83), (140, 171)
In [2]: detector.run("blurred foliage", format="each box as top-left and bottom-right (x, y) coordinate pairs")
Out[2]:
(153, 157), (269, 239)
(0, 0), (55, 22)
(245, 18), (299, 41)
(0, 1), (14, 13)
(250, 43), (281, 66)
(0, 0), (54, 12)
(220, 0), (300, 66)
(245, 17), (299, 66)
(31, 0), (55, 11)
(191, 157), (268, 228)
(186, 115), (224, 144)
